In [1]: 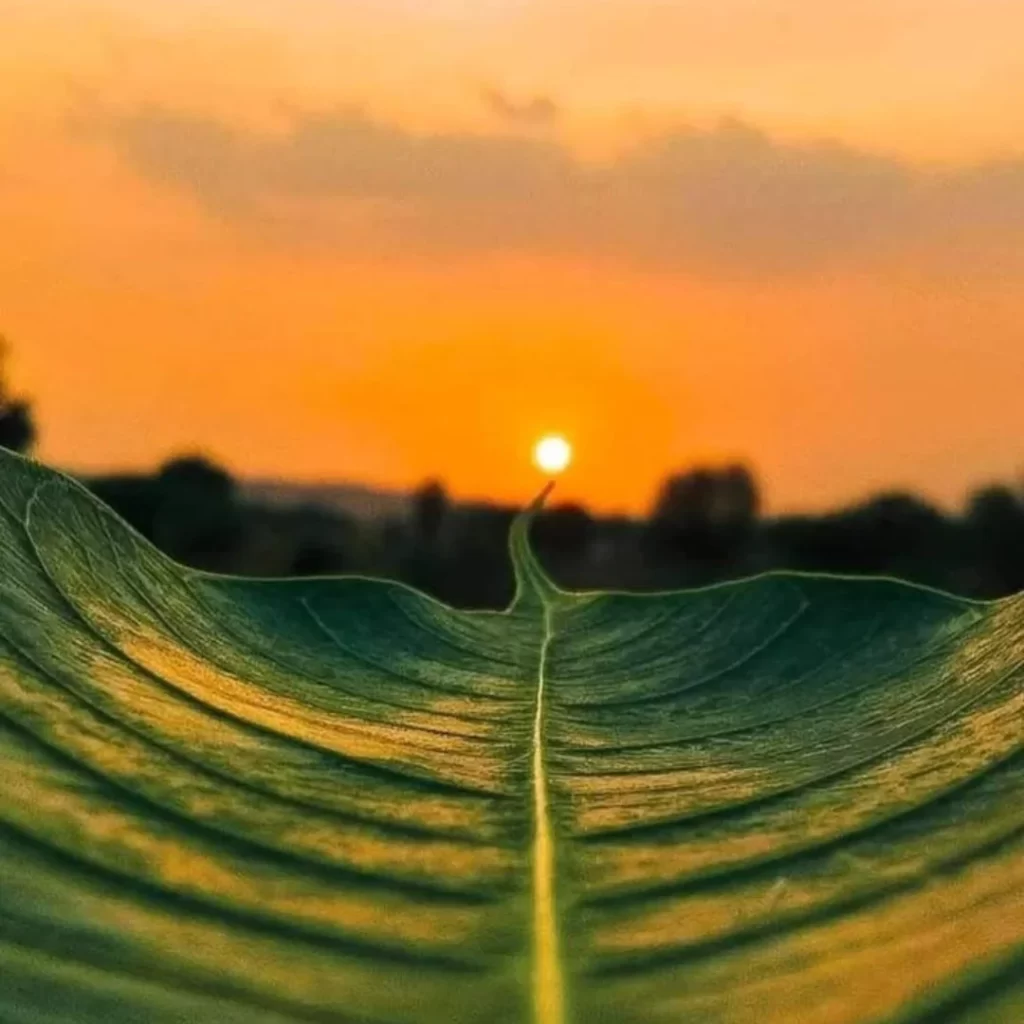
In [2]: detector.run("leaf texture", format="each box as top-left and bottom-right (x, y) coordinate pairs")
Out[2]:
(0, 450), (1020, 1023)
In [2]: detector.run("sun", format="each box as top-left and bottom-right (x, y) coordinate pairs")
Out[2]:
(533, 434), (573, 475)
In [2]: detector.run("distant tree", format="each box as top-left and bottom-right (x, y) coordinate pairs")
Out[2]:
(438, 503), (518, 608)
(533, 503), (595, 562)
(719, 463), (761, 524)
(770, 491), (951, 584)
(393, 481), (450, 598)
(157, 454), (236, 503)
(647, 463), (760, 564)
(291, 540), (350, 576)
(152, 454), (241, 566)
(88, 473), (161, 539)
(0, 401), (37, 454)
(0, 337), (37, 454)
(845, 493), (948, 567)
(411, 480), (449, 545)
(652, 468), (716, 536)
(966, 483), (1023, 525)
(287, 505), (357, 577)
(964, 484), (1024, 596)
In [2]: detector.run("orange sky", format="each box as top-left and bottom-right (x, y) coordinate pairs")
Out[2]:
(3, 0), (1024, 513)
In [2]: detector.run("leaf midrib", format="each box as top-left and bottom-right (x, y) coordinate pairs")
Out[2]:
(532, 600), (565, 1024)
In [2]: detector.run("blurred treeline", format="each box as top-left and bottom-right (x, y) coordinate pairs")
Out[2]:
(3, 345), (1023, 606)
(80, 458), (1024, 607)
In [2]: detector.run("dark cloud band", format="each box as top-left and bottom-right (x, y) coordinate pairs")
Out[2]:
(90, 107), (1024, 275)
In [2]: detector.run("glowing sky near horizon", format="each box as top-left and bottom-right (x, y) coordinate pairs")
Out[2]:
(2, 0), (1024, 513)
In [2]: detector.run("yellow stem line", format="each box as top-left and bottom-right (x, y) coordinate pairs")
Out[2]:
(532, 604), (565, 1024)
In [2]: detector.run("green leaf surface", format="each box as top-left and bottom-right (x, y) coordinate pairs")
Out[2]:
(0, 450), (1021, 1023)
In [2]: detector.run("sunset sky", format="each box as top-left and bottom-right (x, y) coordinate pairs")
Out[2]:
(3, 0), (1024, 513)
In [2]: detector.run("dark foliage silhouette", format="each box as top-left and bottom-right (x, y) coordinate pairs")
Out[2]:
(0, 338), (36, 454)
(74, 455), (1024, 610)
(6, 331), (1021, 606)
(0, 319), (991, 613)
(411, 479), (449, 545)
(645, 464), (760, 585)
(964, 484), (1024, 595)
(532, 503), (595, 561)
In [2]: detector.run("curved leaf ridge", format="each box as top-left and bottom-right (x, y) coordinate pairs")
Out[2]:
(0, 451), (1020, 1023)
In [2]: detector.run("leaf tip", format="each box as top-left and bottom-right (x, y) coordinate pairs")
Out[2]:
(510, 484), (559, 611)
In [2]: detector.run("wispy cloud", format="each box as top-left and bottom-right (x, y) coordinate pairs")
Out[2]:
(90, 107), (1024, 275)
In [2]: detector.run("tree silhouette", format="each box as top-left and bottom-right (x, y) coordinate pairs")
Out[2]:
(152, 455), (241, 567)
(411, 479), (449, 546)
(287, 506), (358, 577)
(648, 463), (760, 563)
(964, 484), (1024, 596)
(0, 337), (37, 454)
(439, 504), (518, 608)
(533, 503), (595, 562)
(89, 473), (161, 539)
(769, 491), (951, 583)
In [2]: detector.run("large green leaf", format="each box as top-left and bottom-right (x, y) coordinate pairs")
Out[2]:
(0, 450), (1021, 1023)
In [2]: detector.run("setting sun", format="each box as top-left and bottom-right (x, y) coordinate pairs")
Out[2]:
(534, 435), (573, 476)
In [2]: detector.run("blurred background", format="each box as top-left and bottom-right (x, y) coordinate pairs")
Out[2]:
(4, 335), (1023, 606)
(3, 1), (1024, 606)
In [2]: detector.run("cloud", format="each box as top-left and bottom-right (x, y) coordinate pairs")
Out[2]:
(481, 88), (559, 126)
(90, 107), (1024, 274)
